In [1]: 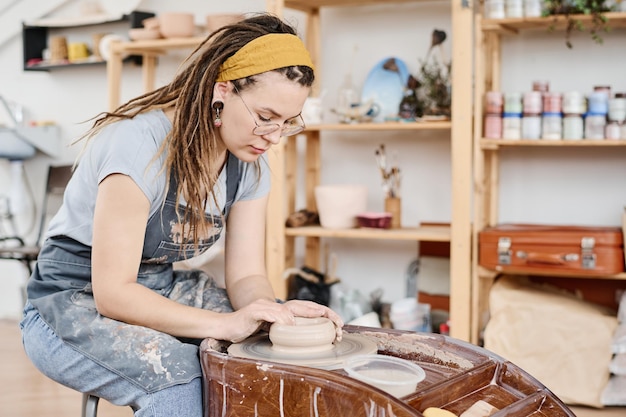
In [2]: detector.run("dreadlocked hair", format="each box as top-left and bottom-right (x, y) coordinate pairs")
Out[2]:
(76, 13), (314, 252)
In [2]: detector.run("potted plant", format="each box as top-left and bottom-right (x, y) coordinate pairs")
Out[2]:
(543, 0), (613, 47)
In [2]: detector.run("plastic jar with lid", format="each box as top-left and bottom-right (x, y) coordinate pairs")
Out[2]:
(522, 114), (541, 139)
(505, 0), (523, 17)
(608, 98), (626, 123)
(542, 113), (562, 140)
(532, 81), (549, 93)
(502, 113), (522, 139)
(563, 114), (584, 140)
(524, 0), (543, 16)
(542, 92), (562, 114)
(585, 113), (607, 140)
(523, 91), (543, 115)
(562, 91), (586, 115)
(485, 91), (504, 114)
(484, 114), (503, 139)
(485, 0), (505, 18)
(588, 91), (609, 114)
(606, 121), (621, 140)
(504, 92), (523, 114)
(593, 85), (611, 98)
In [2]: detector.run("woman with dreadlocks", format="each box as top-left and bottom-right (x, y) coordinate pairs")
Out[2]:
(20, 14), (343, 417)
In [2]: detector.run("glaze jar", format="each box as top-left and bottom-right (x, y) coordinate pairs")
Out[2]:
(585, 114), (607, 140)
(505, 0), (524, 17)
(524, 0), (543, 16)
(502, 113), (522, 139)
(523, 91), (543, 115)
(532, 81), (550, 93)
(522, 114), (541, 139)
(485, 0), (506, 18)
(562, 91), (586, 115)
(484, 114), (503, 139)
(542, 113), (562, 140)
(605, 121), (621, 140)
(504, 92), (523, 114)
(588, 91), (609, 114)
(562, 114), (584, 140)
(542, 92), (562, 114)
(485, 91), (504, 114)
(608, 98), (626, 123)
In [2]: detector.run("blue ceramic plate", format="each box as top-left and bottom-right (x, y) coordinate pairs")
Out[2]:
(361, 57), (410, 123)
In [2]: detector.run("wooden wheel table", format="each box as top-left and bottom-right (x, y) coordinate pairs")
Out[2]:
(200, 325), (575, 417)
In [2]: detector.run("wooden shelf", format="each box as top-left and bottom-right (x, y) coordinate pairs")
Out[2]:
(106, 36), (204, 111)
(306, 120), (451, 131)
(285, 224), (451, 242)
(481, 12), (626, 33)
(109, 36), (205, 55)
(283, 0), (444, 12)
(481, 138), (626, 149)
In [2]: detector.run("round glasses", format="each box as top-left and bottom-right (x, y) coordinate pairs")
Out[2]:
(233, 85), (306, 137)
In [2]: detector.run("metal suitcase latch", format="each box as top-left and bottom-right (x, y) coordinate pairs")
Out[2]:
(498, 237), (512, 265)
(580, 237), (596, 269)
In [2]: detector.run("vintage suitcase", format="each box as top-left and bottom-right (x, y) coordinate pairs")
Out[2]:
(479, 224), (625, 276)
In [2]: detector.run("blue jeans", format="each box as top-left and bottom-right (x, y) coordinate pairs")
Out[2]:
(20, 303), (203, 417)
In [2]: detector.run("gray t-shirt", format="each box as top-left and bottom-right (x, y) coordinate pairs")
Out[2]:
(46, 110), (270, 247)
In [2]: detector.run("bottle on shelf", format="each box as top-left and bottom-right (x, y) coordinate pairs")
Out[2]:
(484, 91), (503, 139)
(336, 74), (360, 123)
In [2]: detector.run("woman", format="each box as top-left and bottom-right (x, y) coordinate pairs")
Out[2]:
(20, 14), (343, 417)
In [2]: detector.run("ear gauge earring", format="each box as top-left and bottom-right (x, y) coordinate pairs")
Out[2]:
(212, 101), (224, 127)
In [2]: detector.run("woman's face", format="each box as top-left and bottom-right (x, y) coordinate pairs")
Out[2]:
(215, 71), (310, 163)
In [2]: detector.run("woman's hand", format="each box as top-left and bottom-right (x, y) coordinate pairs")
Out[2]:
(281, 299), (344, 342)
(222, 299), (343, 344)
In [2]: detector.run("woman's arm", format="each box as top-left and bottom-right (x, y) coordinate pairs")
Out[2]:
(91, 174), (232, 338)
(91, 174), (341, 342)
(224, 195), (344, 340)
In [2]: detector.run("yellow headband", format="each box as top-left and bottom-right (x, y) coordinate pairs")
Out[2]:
(216, 33), (314, 82)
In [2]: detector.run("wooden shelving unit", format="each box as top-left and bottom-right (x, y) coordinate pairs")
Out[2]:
(267, 0), (474, 341)
(471, 12), (626, 344)
(106, 36), (204, 111)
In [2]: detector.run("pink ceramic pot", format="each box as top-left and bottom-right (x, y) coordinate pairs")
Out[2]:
(159, 12), (195, 38)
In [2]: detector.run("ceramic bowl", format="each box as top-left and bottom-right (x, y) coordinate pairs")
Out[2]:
(128, 28), (161, 41)
(344, 354), (426, 398)
(159, 12), (196, 38)
(205, 13), (245, 34)
(142, 17), (160, 30)
(356, 212), (392, 229)
(269, 317), (336, 353)
(314, 184), (367, 229)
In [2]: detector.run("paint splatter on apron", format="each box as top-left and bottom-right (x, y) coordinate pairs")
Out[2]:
(28, 153), (241, 392)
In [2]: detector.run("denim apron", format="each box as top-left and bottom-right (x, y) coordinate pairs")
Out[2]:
(27, 153), (241, 393)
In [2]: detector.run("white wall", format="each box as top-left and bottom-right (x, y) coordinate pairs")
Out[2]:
(0, 0), (624, 319)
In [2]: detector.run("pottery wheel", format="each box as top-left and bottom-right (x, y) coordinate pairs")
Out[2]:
(227, 333), (378, 370)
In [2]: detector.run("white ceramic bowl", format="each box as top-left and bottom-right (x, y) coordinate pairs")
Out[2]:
(344, 354), (426, 398)
(269, 317), (336, 353)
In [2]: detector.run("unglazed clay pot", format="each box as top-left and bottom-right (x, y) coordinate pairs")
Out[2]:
(269, 317), (336, 353)
(205, 13), (244, 34)
(159, 12), (195, 38)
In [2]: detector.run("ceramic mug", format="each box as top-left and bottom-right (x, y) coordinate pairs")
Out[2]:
(68, 42), (89, 61)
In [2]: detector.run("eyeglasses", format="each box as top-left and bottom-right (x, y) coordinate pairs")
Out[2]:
(232, 85), (306, 137)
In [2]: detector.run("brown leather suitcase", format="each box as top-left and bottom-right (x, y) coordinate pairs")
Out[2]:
(479, 224), (625, 276)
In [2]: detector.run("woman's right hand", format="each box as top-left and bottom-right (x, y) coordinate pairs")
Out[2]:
(220, 298), (342, 344)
